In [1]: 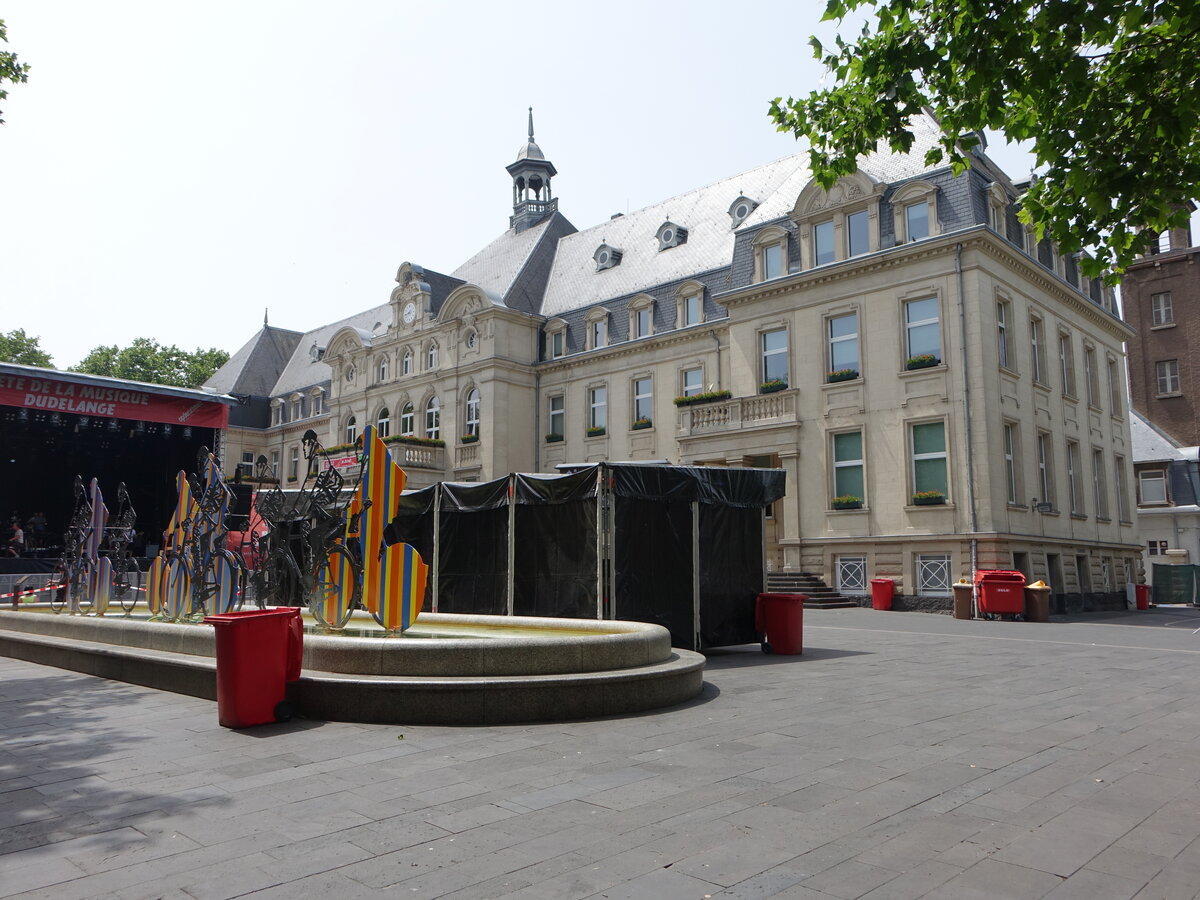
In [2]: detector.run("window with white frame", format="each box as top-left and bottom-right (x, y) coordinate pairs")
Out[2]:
(904, 297), (941, 362)
(905, 201), (930, 241)
(1156, 359), (1180, 395)
(588, 386), (606, 430)
(289, 447), (299, 481)
(1138, 469), (1167, 504)
(911, 421), (948, 498)
(997, 300), (1010, 369)
(813, 220), (835, 266)
(1059, 332), (1076, 396)
(753, 227), (788, 281)
(1003, 423), (1019, 506)
(681, 367), (703, 398)
(270, 450), (280, 479)
(633, 377), (653, 424)
(633, 306), (652, 338)
(1036, 431), (1055, 507)
(345, 415), (357, 445)
(290, 396), (303, 420)
(238, 452), (254, 478)
(682, 293), (702, 327)
(846, 209), (869, 258)
(761, 328), (788, 385)
(1066, 440), (1084, 515)
(832, 431), (864, 502)
(1115, 455), (1130, 520)
(377, 356), (389, 383)
(1092, 448), (1108, 518)
(1108, 357), (1121, 414)
(1030, 315), (1047, 385)
(1151, 291), (1174, 326)
(1101, 557), (1112, 590)
(828, 312), (859, 375)
(763, 242), (784, 279)
(916, 554), (952, 595)
(271, 402), (283, 427)
(551, 330), (564, 358)
(585, 309), (609, 350)
(837, 556), (867, 595)
(400, 402), (414, 436)
(377, 406), (391, 438)
(1084, 346), (1100, 408)
(426, 343), (438, 369)
(424, 397), (441, 439)
(464, 389), (480, 438)
(310, 391), (324, 416)
(402, 350), (413, 375)
(548, 394), (564, 437)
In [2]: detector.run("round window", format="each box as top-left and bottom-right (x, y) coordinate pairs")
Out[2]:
(735, 203), (750, 220)
(466, 331), (477, 349)
(598, 250), (610, 265)
(661, 229), (674, 244)
(345, 366), (356, 382)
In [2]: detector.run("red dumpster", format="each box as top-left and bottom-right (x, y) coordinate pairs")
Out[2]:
(755, 593), (804, 654)
(204, 607), (303, 728)
(1135, 584), (1150, 610)
(975, 570), (1026, 617)
(870, 578), (894, 610)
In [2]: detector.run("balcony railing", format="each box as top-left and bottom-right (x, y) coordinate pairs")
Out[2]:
(676, 389), (799, 437)
(455, 442), (480, 468)
(391, 443), (444, 470)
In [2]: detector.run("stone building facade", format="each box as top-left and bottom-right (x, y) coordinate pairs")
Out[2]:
(207, 113), (1141, 609)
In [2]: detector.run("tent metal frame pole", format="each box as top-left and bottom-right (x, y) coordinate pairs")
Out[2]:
(595, 466), (604, 620)
(692, 500), (701, 652)
(432, 485), (441, 612)
(506, 474), (516, 617)
(607, 470), (617, 621)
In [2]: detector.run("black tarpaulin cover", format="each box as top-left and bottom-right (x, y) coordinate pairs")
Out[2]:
(609, 464), (784, 508)
(614, 497), (695, 647)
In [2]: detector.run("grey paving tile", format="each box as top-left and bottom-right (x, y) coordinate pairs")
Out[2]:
(1042, 868), (1142, 900)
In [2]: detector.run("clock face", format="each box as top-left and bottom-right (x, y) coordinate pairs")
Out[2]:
(403, 302), (417, 325)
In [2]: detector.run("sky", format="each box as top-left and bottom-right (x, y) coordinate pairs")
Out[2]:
(0, 1), (1044, 370)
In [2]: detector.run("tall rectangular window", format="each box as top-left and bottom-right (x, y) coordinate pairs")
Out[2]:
(905, 202), (929, 241)
(813, 220), (835, 265)
(1085, 347), (1100, 407)
(683, 294), (702, 326)
(1092, 448), (1108, 518)
(833, 431), (865, 501)
(548, 395), (564, 437)
(1151, 291), (1174, 326)
(633, 378), (653, 423)
(289, 447), (299, 481)
(828, 312), (859, 374)
(1115, 455), (1130, 521)
(1003, 423), (1018, 505)
(847, 210), (869, 257)
(238, 451), (254, 478)
(588, 386), (606, 430)
(997, 301), (1010, 369)
(1156, 359), (1180, 394)
(762, 243), (783, 280)
(634, 307), (651, 338)
(591, 319), (607, 349)
(551, 331), (564, 358)
(270, 450), (280, 479)
(1059, 333), (1076, 396)
(1138, 469), (1167, 504)
(681, 367), (703, 397)
(905, 297), (941, 361)
(1037, 431), (1054, 507)
(761, 328), (788, 385)
(1108, 358), (1121, 413)
(311, 393), (324, 416)
(1030, 316), (1047, 385)
(1067, 440), (1084, 515)
(911, 421), (948, 497)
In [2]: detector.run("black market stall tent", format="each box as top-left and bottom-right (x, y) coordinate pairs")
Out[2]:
(384, 463), (786, 651)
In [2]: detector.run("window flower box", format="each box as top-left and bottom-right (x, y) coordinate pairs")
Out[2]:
(383, 434), (445, 448)
(673, 389), (732, 407)
(911, 490), (946, 505)
(286, 476), (299, 484)
(759, 379), (788, 394)
(586, 426), (606, 437)
(827, 368), (859, 384)
(460, 434), (479, 444)
(831, 495), (863, 510)
(545, 433), (564, 443)
(631, 418), (653, 431)
(905, 354), (940, 371)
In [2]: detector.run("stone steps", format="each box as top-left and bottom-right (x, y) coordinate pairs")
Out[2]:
(766, 572), (861, 609)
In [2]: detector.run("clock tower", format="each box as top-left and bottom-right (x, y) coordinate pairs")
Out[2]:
(506, 108), (558, 234)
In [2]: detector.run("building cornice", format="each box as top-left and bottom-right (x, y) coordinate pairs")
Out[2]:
(535, 322), (730, 374)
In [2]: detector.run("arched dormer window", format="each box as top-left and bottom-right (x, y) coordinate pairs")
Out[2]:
(377, 406), (391, 438)
(656, 221), (687, 251)
(309, 388), (325, 416)
(892, 179), (941, 244)
(425, 396), (441, 439)
(585, 307), (610, 350)
(426, 342), (439, 370)
(629, 294), (655, 339)
(464, 389), (481, 438)
(402, 348), (413, 376)
(400, 402), (414, 436)
(270, 399), (284, 427)
(751, 226), (789, 282)
(675, 281), (705, 328)
(593, 243), (622, 272)
(545, 317), (568, 359)
(792, 171), (884, 269)
(345, 415), (358, 445)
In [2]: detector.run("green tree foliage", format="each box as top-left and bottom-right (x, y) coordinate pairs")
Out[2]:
(72, 338), (230, 388)
(0, 328), (53, 367)
(769, 0), (1200, 276)
(0, 19), (30, 125)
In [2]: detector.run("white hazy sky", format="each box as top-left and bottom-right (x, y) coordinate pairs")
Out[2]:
(1, 2), (1040, 370)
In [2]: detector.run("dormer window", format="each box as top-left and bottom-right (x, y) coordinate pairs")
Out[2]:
(676, 281), (705, 328)
(891, 180), (939, 245)
(792, 172), (884, 269)
(271, 400), (283, 427)
(656, 221), (688, 251)
(751, 226), (789, 282)
(289, 394), (304, 421)
(310, 389), (324, 416)
(546, 317), (568, 359)
(594, 243), (622, 272)
(729, 196), (758, 228)
(309, 343), (325, 361)
(585, 307), (610, 350)
(629, 295), (655, 339)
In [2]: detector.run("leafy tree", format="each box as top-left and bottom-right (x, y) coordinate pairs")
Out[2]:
(769, 0), (1200, 276)
(0, 19), (29, 125)
(72, 339), (230, 388)
(0, 328), (53, 367)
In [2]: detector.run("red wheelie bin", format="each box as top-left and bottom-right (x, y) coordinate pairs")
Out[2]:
(204, 607), (304, 727)
(755, 593), (805, 654)
(975, 570), (1026, 619)
(870, 578), (894, 610)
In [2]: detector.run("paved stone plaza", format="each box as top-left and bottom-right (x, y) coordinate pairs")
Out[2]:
(4, 607), (1200, 899)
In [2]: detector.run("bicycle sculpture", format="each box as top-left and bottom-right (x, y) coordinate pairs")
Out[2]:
(153, 449), (246, 622)
(47, 475), (95, 614)
(251, 429), (363, 628)
(106, 482), (140, 615)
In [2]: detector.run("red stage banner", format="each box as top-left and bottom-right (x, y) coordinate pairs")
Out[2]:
(0, 372), (229, 429)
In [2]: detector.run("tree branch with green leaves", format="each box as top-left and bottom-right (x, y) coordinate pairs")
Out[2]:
(0, 19), (30, 125)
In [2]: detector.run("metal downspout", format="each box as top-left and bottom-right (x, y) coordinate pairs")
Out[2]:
(955, 243), (980, 616)
(710, 331), (722, 391)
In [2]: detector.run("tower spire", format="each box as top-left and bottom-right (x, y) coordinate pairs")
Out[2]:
(528, 106), (535, 142)
(506, 107), (558, 233)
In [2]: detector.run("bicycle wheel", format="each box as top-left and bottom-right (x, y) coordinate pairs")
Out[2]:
(311, 543), (361, 629)
(163, 551), (192, 622)
(257, 549), (302, 608)
(47, 561), (68, 614)
(203, 550), (241, 615)
(112, 556), (142, 615)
